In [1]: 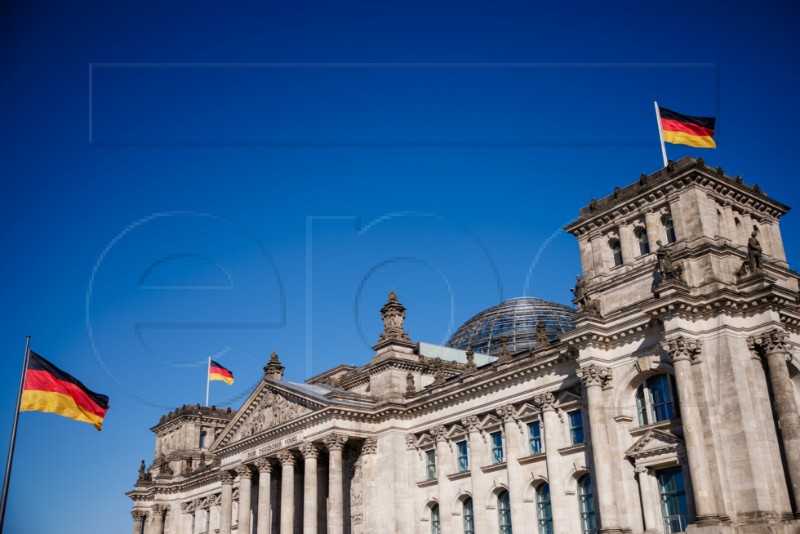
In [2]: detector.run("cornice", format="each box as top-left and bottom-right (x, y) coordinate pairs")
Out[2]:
(565, 157), (790, 236)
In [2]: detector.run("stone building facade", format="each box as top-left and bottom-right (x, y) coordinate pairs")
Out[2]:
(128, 156), (800, 533)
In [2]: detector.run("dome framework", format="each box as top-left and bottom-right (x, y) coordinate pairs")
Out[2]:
(446, 297), (576, 356)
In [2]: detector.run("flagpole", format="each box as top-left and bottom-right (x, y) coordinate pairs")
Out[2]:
(0, 336), (31, 533)
(205, 356), (210, 408)
(654, 101), (668, 167)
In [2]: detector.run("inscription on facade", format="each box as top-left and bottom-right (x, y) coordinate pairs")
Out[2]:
(244, 433), (302, 460)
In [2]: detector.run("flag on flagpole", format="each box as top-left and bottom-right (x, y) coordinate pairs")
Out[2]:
(209, 360), (234, 385)
(21, 351), (109, 430)
(657, 105), (716, 148)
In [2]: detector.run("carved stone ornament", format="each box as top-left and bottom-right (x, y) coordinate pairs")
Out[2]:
(131, 510), (146, 521)
(496, 405), (516, 422)
(576, 364), (612, 388)
(300, 442), (320, 459)
(498, 335), (511, 361)
(738, 226), (764, 277)
(405, 434), (417, 450)
(461, 415), (480, 431)
(748, 328), (792, 360)
(151, 504), (166, 515)
(571, 274), (601, 315)
(254, 457), (272, 473)
(432, 360), (445, 384)
(664, 336), (703, 364)
(533, 392), (556, 411)
(219, 471), (235, 485)
(235, 465), (253, 479)
(406, 372), (415, 393)
(276, 450), (296, 466)
(536, 321), (549, 346)
(465, 348), (477, 371)
(374, 289), (413, 347)
(237, 390), (312, 439)
(429, 425), (448, 442)
(323, 433), (348, 452)
(654, 241), (683, 285)
(362, 437), (377, 455)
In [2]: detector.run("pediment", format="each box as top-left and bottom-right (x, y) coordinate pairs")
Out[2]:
(625, 429), (682, 460)
(214, 381), (325, 448)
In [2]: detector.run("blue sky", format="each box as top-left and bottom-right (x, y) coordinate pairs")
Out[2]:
(1, 1), (799, 532)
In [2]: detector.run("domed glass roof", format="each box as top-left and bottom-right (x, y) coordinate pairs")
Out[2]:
(446, 297), (576, 357)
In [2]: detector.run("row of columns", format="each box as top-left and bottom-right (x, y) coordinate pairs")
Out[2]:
(213, 433), (348, 534)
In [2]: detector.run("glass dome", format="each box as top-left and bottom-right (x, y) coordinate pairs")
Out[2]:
(446, 297), (576, 357)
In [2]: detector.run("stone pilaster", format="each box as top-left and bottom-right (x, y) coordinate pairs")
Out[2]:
(665, 337), (719, 525)
(324, 434), (347, 534)
(277, 450), (296, 534)
(131, 510), (145, 534)
(151, 504), (165, 534)
(236, 465), (253, 534)
(750, 329), (800, 516)
(534, 392), (569, 534)
(429, 425), (451, 531)
(300, 443), (320, 534)
(634, 466), (660, 533)
(462, 416), (489, 534)
(577, 364), (622, 533)
(589, 233), (608, 276)
(497, 405), (526, 529)
(219, 471), (234, 534)
(254, 458), (272, 534)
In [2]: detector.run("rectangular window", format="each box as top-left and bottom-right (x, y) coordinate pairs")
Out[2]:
(636, 386), (649, 426)
(569, 410), (584, 445)
(528, 421), (542, 454)
(491, 431), (504, 464)
(658, 467), (690, 533)
(425, 449), (436, 479)
(456, 440), (469, 472)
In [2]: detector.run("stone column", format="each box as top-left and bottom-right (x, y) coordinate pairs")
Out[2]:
(577, 364), (622, 533)
(634, 466), (660, 533)
(463, 416), (490, 534)
(578, 236), (595, 279)
(750, 329), (800, 515)
(324, 434), (347, 534)
(665, 337), (719, 525)
(766, 218), (787, 263)
(150, 505), (165, 534)
(254, 458), (273, 534)
(721, 203), (737, 244)
(534, 393), (569, 534)
(277, 450), (296, 534)
(300, 443), (320, 534)
(618, 222), (636, 264)
(219, 471), (235, 534)
(497, 405), (526, 530)
(131, 511), (145, 534)
(192, 507), (203, 534)
(237, 465), (253, 534)
(589, 233), (608, 276)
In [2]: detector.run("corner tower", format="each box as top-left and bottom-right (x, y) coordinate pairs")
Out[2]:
(564, 156), (800, 532)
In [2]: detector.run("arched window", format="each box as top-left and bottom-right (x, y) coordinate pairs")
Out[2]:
(663, 214), (677, 243)
(536, 483), (554, 534)
(431, 504), (441, 534)
(636, 228), (650, 255)
(463, 498), (475, 534)
(610, 240), (623, 266)
(498, 490), (513, 534)
(199, 430), (207, 449)
(578, 476), (597, 534)
(636, 374), (679, 426)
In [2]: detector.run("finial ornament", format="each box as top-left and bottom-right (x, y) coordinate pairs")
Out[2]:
(406, 372), (416, 393)
(536, 321), (549, 346)
(664, 336), (703, 363)
(465, 347), (477, 371)
(264, 351), (285, 380)
(498, 335), (511, 361)
(576, 364), (612, 388)
(374, 289), (413, 348)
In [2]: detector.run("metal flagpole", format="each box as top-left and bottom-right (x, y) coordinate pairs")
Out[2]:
(654, 101), (668, 167)
(0, 336), (31, 533)
(205, 356), (210, 407)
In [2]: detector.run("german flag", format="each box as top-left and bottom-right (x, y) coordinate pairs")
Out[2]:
(659, 106), (716, 148)
(21, 352), (109, 430)
(209, 359), (234, 385)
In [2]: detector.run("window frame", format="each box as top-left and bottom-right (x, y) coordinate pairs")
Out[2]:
(497, 489), (513, 534)
(425, 449), (437, 480)
(490, 431), (504, 464)
(658, 467), (690, 533)
(636, 374), (679, 426)
(610, 239), (623, 267)
(663, 214), (677, 243)
(578, 475), (597, 534)
(528, 421), (543, 455)
(456, 440), (469, 472)
(636, 227), (650, 255)
(536, 482), (554, 534)
(462, 497), (475, 534)
(569, 410), (584, 445)
(430, 504), (441, 534)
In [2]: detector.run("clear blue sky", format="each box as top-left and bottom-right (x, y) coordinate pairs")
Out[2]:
(1, 1), (799, 532)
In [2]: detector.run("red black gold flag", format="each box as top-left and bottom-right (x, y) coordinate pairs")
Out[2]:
(658, 106), (716, 148)
(21, 352), (109, 430)
(209, 359), (234, 385)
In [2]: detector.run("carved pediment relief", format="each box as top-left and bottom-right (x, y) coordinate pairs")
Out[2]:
(234, 390), (312, 440)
